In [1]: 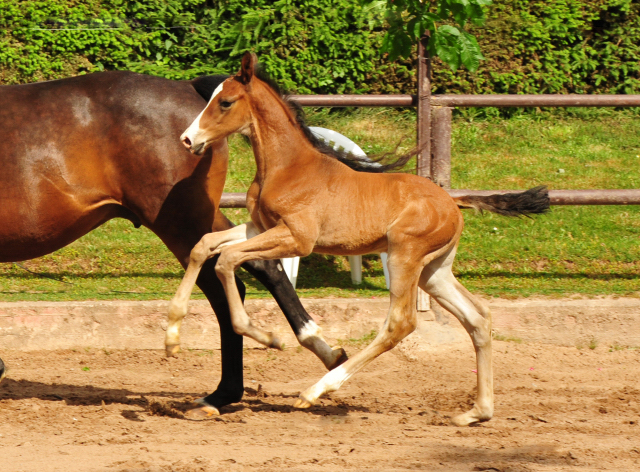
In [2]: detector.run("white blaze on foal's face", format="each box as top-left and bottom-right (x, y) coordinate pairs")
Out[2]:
(180, 81), (224, 152)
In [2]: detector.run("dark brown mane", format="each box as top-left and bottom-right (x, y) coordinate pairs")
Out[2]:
(255, 66), (414, 174)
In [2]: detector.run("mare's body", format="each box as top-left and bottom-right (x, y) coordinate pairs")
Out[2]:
(0, 71), (340, 410)
(173, 54), (549, 424)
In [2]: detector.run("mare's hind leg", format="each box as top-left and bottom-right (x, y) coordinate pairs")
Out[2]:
(165, 223), (265, 356)
(294, 251), (422, 408)
(242, 259), (348, 370)
(419, 245), (493, 426)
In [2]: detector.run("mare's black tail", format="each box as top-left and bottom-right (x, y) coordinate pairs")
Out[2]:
(453, 186), (550, 217)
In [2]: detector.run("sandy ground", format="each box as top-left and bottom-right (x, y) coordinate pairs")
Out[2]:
(1, 334), (639, 472)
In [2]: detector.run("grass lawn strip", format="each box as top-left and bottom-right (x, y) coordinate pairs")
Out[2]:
(1, 109), (639, 301)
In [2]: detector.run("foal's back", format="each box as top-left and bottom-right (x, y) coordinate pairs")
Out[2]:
(261, 150), (463, 256)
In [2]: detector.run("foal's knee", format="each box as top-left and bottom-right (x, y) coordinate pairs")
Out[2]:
(231, 320), (251, 337)
(189, 238), (209, 264)
(214, 251), (237, 279)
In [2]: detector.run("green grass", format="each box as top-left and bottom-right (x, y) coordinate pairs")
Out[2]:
(492, 333), (523, 344)
(1, 108), (639, 301)
(338, 330), (379, 348)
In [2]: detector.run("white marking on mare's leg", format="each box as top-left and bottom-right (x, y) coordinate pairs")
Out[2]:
(298, 320), (322, 341)
(297, 321), (348, 370)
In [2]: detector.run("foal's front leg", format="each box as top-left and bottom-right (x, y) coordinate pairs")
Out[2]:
(165, 223), (259, 356)
(214, 224), (314, 350)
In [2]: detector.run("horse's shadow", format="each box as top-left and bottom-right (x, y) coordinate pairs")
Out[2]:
(0, 378), (371, 419)
(220, 393), (371, 417)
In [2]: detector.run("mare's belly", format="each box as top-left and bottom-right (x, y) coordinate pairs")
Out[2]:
(0, 191), (117, 262)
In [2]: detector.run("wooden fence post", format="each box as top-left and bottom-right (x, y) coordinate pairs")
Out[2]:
(416, 34), (432, 312)
(417, 34), (432, 179)
(431, 106), (453, 189)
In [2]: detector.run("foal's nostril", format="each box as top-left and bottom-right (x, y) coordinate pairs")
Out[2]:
(181, 136), (192, 149)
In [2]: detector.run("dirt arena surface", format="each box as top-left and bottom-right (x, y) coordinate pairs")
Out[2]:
(1, 335), (639, 472)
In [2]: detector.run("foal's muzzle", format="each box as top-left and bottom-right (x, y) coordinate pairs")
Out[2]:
(181, 135), (193, 151)
(181, 135), (206, 155)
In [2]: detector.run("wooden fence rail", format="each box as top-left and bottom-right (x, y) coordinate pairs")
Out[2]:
(220, 45), (639, 308)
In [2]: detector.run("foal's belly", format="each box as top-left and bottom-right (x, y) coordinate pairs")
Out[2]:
(312, 216), (389, 256)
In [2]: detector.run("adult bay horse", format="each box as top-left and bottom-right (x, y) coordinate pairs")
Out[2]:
(0, 70), (346, 412)
(174, 52), (550, 425)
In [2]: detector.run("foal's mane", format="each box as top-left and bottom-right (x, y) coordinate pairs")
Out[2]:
(254, 67), (413, 174)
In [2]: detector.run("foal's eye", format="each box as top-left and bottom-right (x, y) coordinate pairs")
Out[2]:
(220, 100), (233, 109)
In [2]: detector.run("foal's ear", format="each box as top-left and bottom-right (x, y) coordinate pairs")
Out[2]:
(239, 52), (257, 86)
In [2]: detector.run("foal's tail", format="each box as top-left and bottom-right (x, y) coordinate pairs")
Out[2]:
(453, 186), (550, 217)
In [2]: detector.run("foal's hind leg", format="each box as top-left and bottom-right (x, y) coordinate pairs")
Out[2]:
(294, 251), (423, 408)
(165, 223), (264, 356)
(419, 246), (493, 426)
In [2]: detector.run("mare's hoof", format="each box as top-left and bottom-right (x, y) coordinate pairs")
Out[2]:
(327, 346), (348, 370)
(165, 344), (181, 357)
(184, 405), (220, 421)
(192, 396), (207, 405)
(293, 395), (314, 409)
(0, 359), (6, 382)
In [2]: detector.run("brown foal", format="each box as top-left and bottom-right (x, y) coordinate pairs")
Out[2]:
(174, 52), (549, 425)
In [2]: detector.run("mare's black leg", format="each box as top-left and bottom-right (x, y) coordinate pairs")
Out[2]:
(0, 356), (6, 381)
(242, 259), (348, 370)
(192, 256), (311, 412)
(241, 259), (312, 338)
(196, 256), (246, 410)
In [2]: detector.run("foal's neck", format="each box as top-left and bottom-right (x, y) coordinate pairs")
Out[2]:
(248, 84), (317, 182)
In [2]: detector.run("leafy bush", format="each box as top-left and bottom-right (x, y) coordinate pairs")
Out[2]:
(0, 0), (388, 93)
(433, 0), (640, 94)
(1, 0), (639, 95)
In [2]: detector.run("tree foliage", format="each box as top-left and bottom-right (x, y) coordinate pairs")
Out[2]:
(362, 0), (492, 72)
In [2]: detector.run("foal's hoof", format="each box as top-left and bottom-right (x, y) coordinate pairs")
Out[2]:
(165, 344), (181, 358)
(450, 406), (493, 427)
(184, 405), (220, 421)
(326, 346), (348, 370)
(293, 395), (314, 409)
(269, 335), (285, 351)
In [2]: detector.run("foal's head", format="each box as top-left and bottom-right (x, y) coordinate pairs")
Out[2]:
(182, 52), (414, 173)
(181, 53), (262, 155)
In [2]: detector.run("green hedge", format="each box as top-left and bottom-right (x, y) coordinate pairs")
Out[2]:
(436, 0), (640, 95)
(1, 0), (639, 95)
